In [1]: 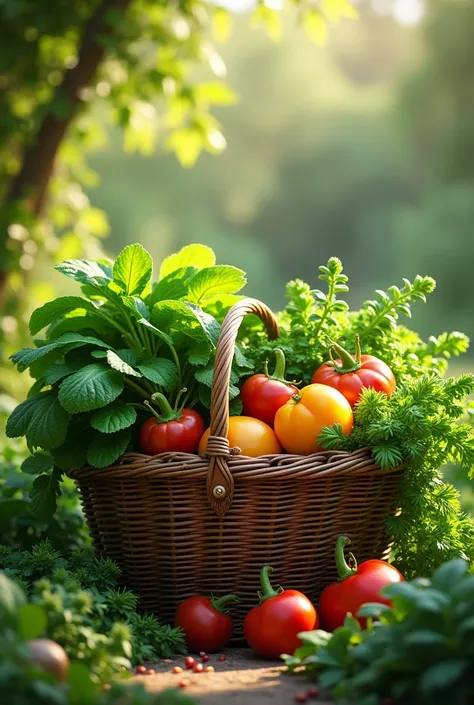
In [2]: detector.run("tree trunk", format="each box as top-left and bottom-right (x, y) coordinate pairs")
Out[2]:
(0, 0), (131, 302)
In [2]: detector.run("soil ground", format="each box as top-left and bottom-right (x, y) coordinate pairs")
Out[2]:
(130, 648), (330, 704)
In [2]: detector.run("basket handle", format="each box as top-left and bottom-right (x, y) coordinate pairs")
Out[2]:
(205, 297), (280, 516)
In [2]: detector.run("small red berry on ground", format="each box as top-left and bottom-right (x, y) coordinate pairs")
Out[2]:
(185, 656), (195, 669)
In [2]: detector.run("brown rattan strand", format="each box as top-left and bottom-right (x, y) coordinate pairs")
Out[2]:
(67, 297), (404, 641)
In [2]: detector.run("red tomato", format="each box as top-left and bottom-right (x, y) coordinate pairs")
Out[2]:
(174, 594), (237, 652)
(240, 349), (298, 427)
(318, 536), (404, 631)
(312, 336), (396, 408)
(243, 566), (317, 659)
(139, 393), (204, 455)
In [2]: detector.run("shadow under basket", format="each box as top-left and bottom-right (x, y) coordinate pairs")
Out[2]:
(67, 298), (403, 641)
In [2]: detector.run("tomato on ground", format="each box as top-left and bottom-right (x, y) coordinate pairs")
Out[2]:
(175, 594), (237, 652)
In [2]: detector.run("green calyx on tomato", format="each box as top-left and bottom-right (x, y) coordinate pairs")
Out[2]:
(257, 565), (285, 603)
(328, 335), (363, 374)
(144, 392), (182, 423)
(263, 348), (294, 384)
(334, 535), (358, 581)
(210, 593), (239, 613)
(240, 349), (298, 428)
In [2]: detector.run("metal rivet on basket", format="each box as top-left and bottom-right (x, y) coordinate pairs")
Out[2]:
(213, 485), (226, 498)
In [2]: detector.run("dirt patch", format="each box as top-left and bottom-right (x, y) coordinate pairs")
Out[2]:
(129, 648), (329, 704)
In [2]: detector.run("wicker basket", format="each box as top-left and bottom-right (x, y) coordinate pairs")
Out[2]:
(68, 298), (403, 640)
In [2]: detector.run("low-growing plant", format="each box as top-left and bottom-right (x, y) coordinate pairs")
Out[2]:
(0, 572), (195, 705)
(0, 541), (186, 668)
(283, 558), (474, 705)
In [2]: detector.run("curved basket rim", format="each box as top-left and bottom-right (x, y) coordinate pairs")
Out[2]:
(66, 446), (405, 480)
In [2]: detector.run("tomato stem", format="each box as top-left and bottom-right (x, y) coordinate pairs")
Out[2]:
(329, 336), (362, 374)
(210, 594), (239, 614)
(258, 566), (283, 603)
(147, 393), (181, 423)
(335, 536), (358, 581)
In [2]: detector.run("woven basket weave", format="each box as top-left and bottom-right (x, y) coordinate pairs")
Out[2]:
(68, 298), (403, 640)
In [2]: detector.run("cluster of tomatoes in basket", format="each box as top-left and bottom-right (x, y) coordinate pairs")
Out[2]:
(139, 336), (396, 458)
(173, 536), (404, 659)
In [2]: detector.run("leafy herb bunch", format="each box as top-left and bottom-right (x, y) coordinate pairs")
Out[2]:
(6, 243), (251, 520)
(240, 257), (474, 576)
(0, 573), (195, 705)
(240, 257), (469, 384)
(284, 558), (474, 705)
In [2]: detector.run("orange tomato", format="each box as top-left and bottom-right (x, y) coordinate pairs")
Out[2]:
(198, 416), (281, 457)
(274, 383), (353, 455)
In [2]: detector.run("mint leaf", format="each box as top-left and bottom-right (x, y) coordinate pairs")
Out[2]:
(122, 296), (150, 320)
(159, 243), (215, 279)
(6, 392), (69, 449)
(10, 342), (61, 372)
(195, 366), (214, 387)
(187, 265), (246, 303)
(189, 341), (211, 366)
(106, 350), (142, 378)
(152, 301), (220, 344)
(113, 243), (152, 296)
(86, 428), (131, 468)
(52, 430), (88, 470)
(6, 396), (41, 438)
(137, 358), (178, 390)
(58, 364), (124, 413)
(55, 259), (111, 287)
(138, 318), (174, 346)
(44, 360), (82, 385)
(150, 266), (199, 306)
(29, 296), (96, 335)
(54, 332), (111, 349)
(21, 453), (54, 476)
(18, 604), (47, 640)
(26, 393), (71, 449)
(30, 469), (62, 521)
(91, 402), (137, 433)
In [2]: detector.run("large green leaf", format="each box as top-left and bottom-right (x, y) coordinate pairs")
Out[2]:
(29, 296), (97, 335)
(21, 453), (54, 476)
(6, 392), (70, 449)
(58, 364), (124, 413)
(30, 469), (62, 521)
(44, 360), (83, 385)
(187, 265), (246, 303)
(113, 243), (153, 296)
(151, 300), (220, 344)
(137, 358), (178, 390)
(149, 266), (199, 306)
(188, 341), (211, 366)
(86, 428), (132, 468)
(26, 393), (71, 449)
(106, 350), (142, 377)
(159, 243), (215, 279)
(91, 401), (137, 433)
(6, 395), (42, 438)
(55, 259), (111, 287)
(10, 342), (62, 372)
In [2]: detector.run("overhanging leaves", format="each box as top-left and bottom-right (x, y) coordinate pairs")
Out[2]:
(58, 364), (124, 413)
(29, 296), (97, 335)
(113, 243), (152, 296)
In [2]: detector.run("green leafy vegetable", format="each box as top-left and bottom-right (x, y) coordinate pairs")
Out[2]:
(283, 559), (474, 705)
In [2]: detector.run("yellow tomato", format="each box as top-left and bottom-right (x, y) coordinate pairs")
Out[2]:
(274, 383), (353, 455)
(198, 416), (281, 457)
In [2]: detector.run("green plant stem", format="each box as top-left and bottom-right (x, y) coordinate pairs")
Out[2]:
(124, 378), (150, 400)
(211, 594), (239, 614)
(150, 393), (180, 422)
(335, 536), (358, 581)
(258, 566), (281, 603)
(312, 273), (337, 341)
(329, 336), (362, 373)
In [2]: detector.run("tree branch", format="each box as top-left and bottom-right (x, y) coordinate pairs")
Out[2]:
(5, 0), (131, 216)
